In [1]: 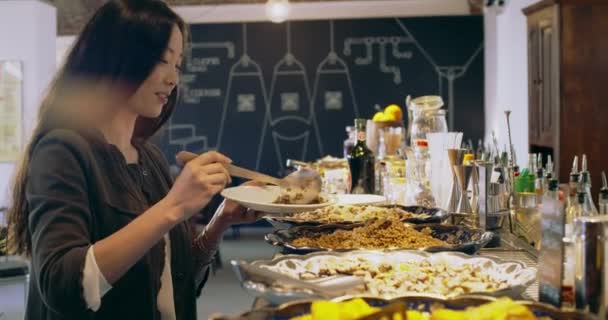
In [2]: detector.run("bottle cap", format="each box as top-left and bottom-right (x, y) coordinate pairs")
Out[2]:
(577, 191), (586, 204)
(571, 155), (579, 175)
(582, 154), (588, 172)
(354, 118), (366, 129)
(548, 179), (559, 191)
(536, 168), (544, 178)
(514, 175), (528, 193)
(580, 171), (591, 186)
(415, 140), (428, 148)
(570, 172), (580, 183)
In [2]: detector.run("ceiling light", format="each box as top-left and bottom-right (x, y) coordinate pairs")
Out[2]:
(266, 0), (290, 24)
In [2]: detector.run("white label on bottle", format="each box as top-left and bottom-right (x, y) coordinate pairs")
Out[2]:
(357, 131), (366, 141)
(491, 171), (501, 183)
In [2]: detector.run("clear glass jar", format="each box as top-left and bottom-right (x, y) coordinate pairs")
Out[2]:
(408, 96), (448, 147)
(430, 109), (448, 133)
(316, 156), (350, 194)
(405, 146), (436, 208)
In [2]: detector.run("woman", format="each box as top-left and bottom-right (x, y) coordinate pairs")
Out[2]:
(5, 1), (258, 319)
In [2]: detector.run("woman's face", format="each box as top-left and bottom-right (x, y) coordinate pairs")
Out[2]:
(127, 24), (183, 118)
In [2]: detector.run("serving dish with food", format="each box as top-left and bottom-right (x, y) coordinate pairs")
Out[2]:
(231, 250), (536, 305)
(265, 218), (493, 254)
(221, 185), (334, 214)
(210, 295), (596, 320)
(264, 204), (449, 228)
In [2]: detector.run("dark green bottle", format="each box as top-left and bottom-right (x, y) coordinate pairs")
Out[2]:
(347, 118), (375, 194)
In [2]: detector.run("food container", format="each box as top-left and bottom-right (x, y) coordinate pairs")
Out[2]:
(264, 223), (493, 254)
(263, 205), (449, 229)
(230, 250), (537, 305)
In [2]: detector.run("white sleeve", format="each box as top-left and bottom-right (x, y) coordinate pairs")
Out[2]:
(82, 245), (112, 311)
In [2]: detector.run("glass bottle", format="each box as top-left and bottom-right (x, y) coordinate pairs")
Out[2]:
(535, 167), (546, 204)
(536, 153), (544, 176)
(579, 154), (598, 214)
(375, 160), (386, 196)
(527, 153), (537, 185)
(347, 119), (375, 194)
(578, 175), (598, 215)
(567, 179), (597, 228)
(546, 155), (554, 180)
(563, 177), (598, 308)
(565, 156), (580, 215)
(414, 140), (431, 188)
(343, 126), (355, 158)
(476, 139), (484, 160)
(404, 144), (436, 207)
(599, 172), (608, 214)
(544, 178), (560, 201)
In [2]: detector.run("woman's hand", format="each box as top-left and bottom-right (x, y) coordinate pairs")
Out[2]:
(212, 180), (265, 229)
(163, 151), (232, 221)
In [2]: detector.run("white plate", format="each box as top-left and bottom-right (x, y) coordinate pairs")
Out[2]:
(221, 185), (334, 214)
(333, 194), (387, 206)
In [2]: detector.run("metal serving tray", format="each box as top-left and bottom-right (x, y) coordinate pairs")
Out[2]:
(265, 223), (494, 255)
(231, 250), (537, 305)
(264, 205), (450, 229)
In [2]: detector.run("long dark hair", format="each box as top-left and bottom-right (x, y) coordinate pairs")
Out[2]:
(6, 0), (188, 256)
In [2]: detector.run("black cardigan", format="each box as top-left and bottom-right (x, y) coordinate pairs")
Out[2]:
(24, 128), (208, 320)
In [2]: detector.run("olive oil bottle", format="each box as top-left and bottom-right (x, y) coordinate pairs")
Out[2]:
(347, 119), (375, 194)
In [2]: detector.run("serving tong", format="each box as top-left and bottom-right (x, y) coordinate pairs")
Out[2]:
(176, 151), (322, 204)
(231, 260), (365, 299)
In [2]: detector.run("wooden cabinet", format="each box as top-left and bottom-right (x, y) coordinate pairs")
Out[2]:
(527, 4), (558, 149)
(524, 0), (608, 186)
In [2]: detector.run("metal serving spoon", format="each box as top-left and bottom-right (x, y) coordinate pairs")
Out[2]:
(175, 151), (323, 204)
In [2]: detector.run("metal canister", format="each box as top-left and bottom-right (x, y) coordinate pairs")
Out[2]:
(573, 215), (608, 317)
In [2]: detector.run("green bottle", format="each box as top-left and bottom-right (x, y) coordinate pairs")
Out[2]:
(347, 119), (375, 194)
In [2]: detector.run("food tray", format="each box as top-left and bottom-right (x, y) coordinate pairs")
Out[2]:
(210, 295), (596, 320)
(231, 250), (537, 305)
(265, 223), (494, 254)
(264, 205), (449, 229)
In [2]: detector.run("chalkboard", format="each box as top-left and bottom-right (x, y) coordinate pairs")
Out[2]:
(155, 16), (484, 177)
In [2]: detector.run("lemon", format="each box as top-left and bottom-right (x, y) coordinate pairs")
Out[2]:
(384, 104), (403, 122)
(372, 111), (387, 122)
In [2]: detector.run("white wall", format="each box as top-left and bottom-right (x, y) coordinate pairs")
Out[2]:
(484, 0), (536, 168)
(0, 0), (57, 207)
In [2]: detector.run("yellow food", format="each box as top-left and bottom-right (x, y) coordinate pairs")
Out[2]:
(430, 309), (467, 320)
(373, 111), (388, 122)
(463, 153), (475, 165)
(291, 298), (378, 320)
(432, 298), (541, 320)
(384, 113), (397, 121)
(290, 298), (549, 320)
(384, 104), (403, 121)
